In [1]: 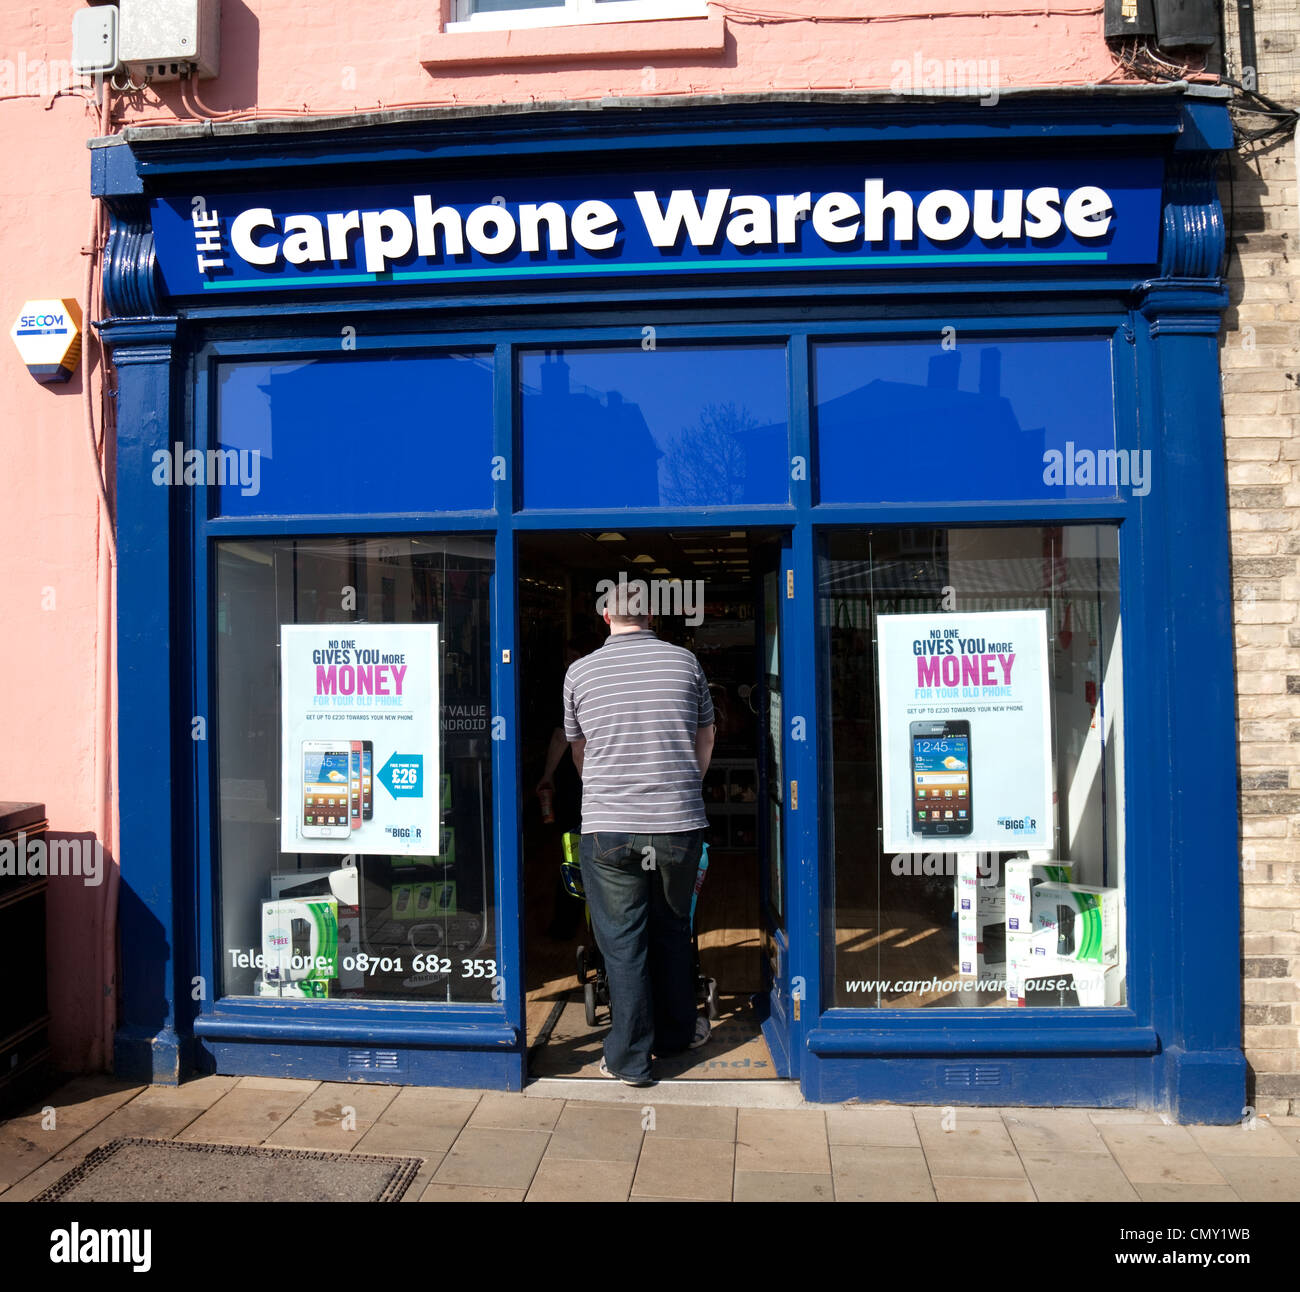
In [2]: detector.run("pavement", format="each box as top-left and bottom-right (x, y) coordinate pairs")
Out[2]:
(2, 1073), (1300, 1203)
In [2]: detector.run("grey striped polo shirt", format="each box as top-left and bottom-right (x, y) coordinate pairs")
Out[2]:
(563, 629), (715, 834)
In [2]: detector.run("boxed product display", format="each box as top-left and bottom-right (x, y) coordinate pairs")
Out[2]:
(1031, 882), (1119, 965)
(1004, 860), (1073, 933)
(956, 855), (1005, 976)
(259, 897), (338, 998)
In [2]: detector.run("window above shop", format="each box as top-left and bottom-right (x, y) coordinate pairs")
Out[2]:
(448, 0), (709, 31)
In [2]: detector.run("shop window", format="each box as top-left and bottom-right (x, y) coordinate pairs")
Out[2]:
(449, 0), (709, 31)
(213, 351), (494, 517)
(813, 337), (1121, 505)
(519, 343), (789, 509)
(820, 525), (1126, 1010)
(213, 535), (497, 1004)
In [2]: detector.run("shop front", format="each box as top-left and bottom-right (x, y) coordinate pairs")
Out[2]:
(98, 89), (1245, 1120)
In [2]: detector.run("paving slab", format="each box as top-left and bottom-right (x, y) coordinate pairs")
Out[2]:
(733, 1169), (833, 1201)
(545, 1102), (646, 1163)
(917, 1117), (1026, 1179)
(418, 1181), (526, 1202)
(1132, 1181), (1243, 1202)
(825, 1107), (921, 1148)
(432, 1128), (550, 1190)
(1098, 1124), (1232, 1187)
(264, 1082), (401, 1151)
(467, 1092), (565, 1132)
(641, 1103), (736, 1141)
(830, 1144), (935, 1201)
(354, 1093), (480, 1157)
(934, 1175), (1036, 1202)
(1088, 1110), (1169, 1124)
(128, 1077), (241, 1110)
(1020, 1150), (1141, 1202)
(6, 1077), (1287, 1204)
(173, 1084), (317, 1145)
(735, 1108), (830, 1174)
(1206, 1154), (1300, 1202)
(1188, 1123), (1298, 1157)
(235, 1076), (321, 1094)
(399, 1153), (444, 1202)
(1002, 1109), (1110, 1155)
(526, 1156), (637, 1202)
(632, 1134), (735, 1201)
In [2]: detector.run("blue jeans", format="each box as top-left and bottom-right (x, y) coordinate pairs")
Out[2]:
(579, 828), (706, 1082)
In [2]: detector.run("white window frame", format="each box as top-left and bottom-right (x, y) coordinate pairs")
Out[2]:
(448, 0), (710, 33)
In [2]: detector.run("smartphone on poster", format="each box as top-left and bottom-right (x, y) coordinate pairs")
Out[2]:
(361, 740), (374, 821)
(301, 741), (353, 840)
(349, 740), (363, 831)
(909, 719), (973, 838)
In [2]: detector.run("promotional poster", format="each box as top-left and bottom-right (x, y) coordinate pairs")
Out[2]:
(279, 624), (441, 857)
(878, 609), (1053, 852)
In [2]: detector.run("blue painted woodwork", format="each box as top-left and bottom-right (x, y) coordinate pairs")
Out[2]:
(97, 94), (1243, 1119)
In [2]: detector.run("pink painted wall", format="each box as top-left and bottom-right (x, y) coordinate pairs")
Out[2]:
(1, 1), (1152, 1073)
(114, 1), (1125, 125)
(0, 4), (116, 1074)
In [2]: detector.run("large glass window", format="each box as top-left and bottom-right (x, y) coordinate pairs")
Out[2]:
(214, 535), (496, 1003)
(814, 337), (1119, 505)
(519, 343), (789, 509)
(214, 351), (495, 517)
(820, 525), (1125, 1009)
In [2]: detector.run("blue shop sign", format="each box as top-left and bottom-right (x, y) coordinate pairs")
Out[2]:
(151, 157), (1162, 297)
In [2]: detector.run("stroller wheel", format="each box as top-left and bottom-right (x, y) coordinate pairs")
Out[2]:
(706, 978), (720, 1021)
(575, 945), (587, 983)
(583, 980), (598, 1027)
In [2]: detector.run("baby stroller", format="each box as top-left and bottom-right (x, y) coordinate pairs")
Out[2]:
(561, 833), (721, 1028)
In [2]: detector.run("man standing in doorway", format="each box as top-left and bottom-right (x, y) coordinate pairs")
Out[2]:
(563, 585), (716, 1086)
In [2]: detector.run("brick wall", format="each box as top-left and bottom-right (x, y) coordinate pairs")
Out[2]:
(1220, 0), (1300, 1116)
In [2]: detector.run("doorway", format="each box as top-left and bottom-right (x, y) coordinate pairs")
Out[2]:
(518, 527), (787, 1080)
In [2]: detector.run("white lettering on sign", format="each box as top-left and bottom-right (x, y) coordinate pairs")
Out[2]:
(191, 196), (224, 272)
(202, 179), (1117, 278)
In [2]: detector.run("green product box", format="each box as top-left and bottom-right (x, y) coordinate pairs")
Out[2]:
(431, 881), (457, 915)
(260, 897), (338, 996)
(1030, 883), (1119, 966)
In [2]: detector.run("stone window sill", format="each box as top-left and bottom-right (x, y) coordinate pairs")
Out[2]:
(419, 15), (727, 70)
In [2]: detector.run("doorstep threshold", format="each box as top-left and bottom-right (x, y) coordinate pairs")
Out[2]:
(523, 1077), (808, 1108)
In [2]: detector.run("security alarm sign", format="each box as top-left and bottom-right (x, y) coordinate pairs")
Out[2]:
(10, 298), (82, 383)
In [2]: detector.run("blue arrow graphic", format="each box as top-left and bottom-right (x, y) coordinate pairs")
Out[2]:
(378, 754), (424, 799)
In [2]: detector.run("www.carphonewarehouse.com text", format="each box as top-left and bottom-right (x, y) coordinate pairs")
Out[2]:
(843, 977), (1068, 993)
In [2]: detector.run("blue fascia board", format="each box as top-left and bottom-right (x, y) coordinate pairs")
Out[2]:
(90, 136), (144, 199)
(1176, 97), (1236, 151)
(92, 94), (1230, 197)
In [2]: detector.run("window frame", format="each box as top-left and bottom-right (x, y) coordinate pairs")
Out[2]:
(447, 0), (710, 33)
